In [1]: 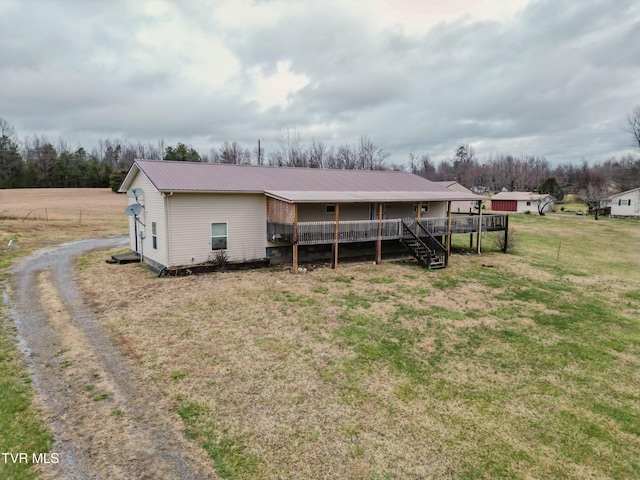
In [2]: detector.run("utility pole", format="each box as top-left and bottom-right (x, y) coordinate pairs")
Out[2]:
(257, 139), (261, 165)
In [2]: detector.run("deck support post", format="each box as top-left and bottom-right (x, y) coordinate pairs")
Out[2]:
(477, 201), (483, 254)
(503, 214), (509, 253)
(375, 203), (383, 264)
(446, 201), (452, 256)
(469, 207), (474, 249)
(293, 204), (298, 274)
(332, 204), (340, 269)
(417, 202), (422, 222)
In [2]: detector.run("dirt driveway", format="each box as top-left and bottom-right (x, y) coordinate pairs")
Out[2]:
(5, 238), (218, 479)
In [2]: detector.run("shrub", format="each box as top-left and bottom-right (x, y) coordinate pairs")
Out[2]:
(492, 227), (518, 252)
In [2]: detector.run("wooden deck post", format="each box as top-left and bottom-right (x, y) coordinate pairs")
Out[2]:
(417, 202), (422, 221)
(469, 207), (474, 249)
(293, 204), (298, 273)
(376, 202), (383, 264)
(332, 204), (340, 269)
(476, 202), (483, 254)
(503, 214), (509, 253)
(446, 201), (452, 255)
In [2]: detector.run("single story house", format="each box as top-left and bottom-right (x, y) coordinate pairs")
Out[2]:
(119, 160), (509, 272)
(609, 187), (640, 217)
(435, 181), (479, 213)
(491, 191), (554, 213)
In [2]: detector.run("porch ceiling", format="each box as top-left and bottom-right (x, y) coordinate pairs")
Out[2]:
(265, 190), (486, 203)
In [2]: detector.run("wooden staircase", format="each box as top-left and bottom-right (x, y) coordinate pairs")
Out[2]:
(400, 220), (448, 269)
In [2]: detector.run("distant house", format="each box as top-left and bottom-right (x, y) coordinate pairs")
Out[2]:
(435, 181), (479, 213)
(118, 160), (509, 273)
(609, 187), (640, 217)
(491, 191), (554, 213)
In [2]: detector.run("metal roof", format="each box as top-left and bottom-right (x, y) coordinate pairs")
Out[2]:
(120, 160), (486, 203)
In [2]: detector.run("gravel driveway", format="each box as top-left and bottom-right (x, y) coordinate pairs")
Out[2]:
(4, 238), (218, 479)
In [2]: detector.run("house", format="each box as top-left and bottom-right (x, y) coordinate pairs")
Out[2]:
(118, 160), (509, 273)
(609, 187), (640, 217)
(435, 181), (479, 213)
(491, 191), (554, 213)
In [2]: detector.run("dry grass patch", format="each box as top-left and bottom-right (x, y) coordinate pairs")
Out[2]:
(76, 214), (640, 479)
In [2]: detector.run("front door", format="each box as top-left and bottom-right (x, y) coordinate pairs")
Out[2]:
(370, 203), (386, 220)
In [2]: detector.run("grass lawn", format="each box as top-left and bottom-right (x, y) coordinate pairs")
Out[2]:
(78, 213), (640, 479)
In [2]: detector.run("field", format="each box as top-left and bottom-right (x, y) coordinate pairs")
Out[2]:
(1, 189), (639, 479)
(79, 213), (639, 478)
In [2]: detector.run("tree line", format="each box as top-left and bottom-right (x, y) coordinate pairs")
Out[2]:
(1, 117), (639, 199)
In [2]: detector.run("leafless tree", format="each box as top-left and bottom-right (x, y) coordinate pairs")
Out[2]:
(579, 183), (610, 220)
(625, 106), (640, 151)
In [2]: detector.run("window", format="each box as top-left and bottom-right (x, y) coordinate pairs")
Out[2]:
(526, 201), (531, 206)
(325, 204), (336, 214)
(413, 202), (429, 213)
(619, 199), (630, 206)
(151, 222), (157, 250)
(211, 223), (228, 250)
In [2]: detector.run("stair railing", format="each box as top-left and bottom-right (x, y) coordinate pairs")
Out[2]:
(401, 221), (434, 268)
(412, 219), (448, 265)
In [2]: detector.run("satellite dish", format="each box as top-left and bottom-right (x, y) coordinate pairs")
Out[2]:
(127, 188), (144, 199)
(124, 203), (143, 216)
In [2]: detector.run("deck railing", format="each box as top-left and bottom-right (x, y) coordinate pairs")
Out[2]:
(267, 214), (507, 245)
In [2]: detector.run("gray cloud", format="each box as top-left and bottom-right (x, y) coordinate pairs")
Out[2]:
(0, 0), (638, 164)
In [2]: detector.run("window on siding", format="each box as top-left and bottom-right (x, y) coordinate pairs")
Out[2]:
(619, 199), (630, 206)
(211, 223), (228, 250)
(151, 222), (157, 250)
(325, 204), (336, 214)
(526, 201), (531, 206)
(413, 202), (429, 213)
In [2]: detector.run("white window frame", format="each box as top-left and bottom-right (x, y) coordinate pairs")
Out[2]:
(211, 222), (228, 251)
(413, 202), (429, 213)
(151, 222), (157, 250)
(325, 204), (336, 214)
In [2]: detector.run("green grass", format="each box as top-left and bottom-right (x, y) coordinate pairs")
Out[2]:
(0, 318), (53, 480)
(313, 214), (640, 478)
(176, 400), (270, 480)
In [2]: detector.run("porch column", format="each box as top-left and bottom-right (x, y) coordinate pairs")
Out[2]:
(476, 201), (483, 254)
(417, 202), (422, 221)
(332, 204), (340, 269)
(293, 204), (298, 273)
(376, 202), (383, 264)
(446, 201), (452, 255)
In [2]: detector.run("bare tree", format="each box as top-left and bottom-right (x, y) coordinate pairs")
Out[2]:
(579, 183), (610, 220)
(625, 106), (640, 151)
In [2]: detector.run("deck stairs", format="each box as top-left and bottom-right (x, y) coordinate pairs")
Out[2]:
(400, 220), (448, 269)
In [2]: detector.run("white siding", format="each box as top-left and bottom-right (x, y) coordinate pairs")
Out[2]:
(168, 193), (266, 266)
(127, 173), (168, 267)
(423, 201), (448, 218)
(610, 189), (640, 217)
(297, 201), (449, 221)
(298, 203), (370, 221)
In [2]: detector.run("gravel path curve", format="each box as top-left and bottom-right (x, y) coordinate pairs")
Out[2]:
(4, 238), (218, 480)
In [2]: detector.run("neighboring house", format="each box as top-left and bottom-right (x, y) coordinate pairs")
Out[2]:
(491, 191), (555, 213)
(435, 181), (479, 213)
(609, 187), (640, 217)
(119, 160), (509, 272)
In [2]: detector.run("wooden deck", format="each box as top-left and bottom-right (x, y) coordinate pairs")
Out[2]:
(268, 214), (508, 246)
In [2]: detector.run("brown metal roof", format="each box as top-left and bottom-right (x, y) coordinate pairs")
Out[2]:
(120, 160), (486, 203)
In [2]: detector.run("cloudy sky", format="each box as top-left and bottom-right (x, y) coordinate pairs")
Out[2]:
(1, 0), (639, 166)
